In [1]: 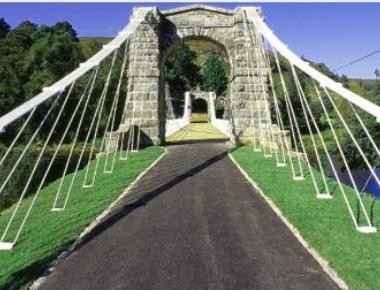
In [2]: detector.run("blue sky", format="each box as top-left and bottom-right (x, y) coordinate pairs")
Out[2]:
(1, 2), (380, 79)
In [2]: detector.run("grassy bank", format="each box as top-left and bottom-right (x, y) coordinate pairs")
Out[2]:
(232, 146), (380, 290)
(0, 146), (163, 290)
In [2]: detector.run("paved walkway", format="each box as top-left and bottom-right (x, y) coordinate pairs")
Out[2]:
(40, 143), (339, 290)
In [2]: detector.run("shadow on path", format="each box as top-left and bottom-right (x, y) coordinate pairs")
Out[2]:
(75, 147), (231, 252)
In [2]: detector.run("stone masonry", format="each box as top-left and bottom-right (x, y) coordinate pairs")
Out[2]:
(119, 5), (271, 145)
(119, 8), (162, 145)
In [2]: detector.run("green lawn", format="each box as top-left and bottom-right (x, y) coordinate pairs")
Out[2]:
(232, 146), (380, 290)
(0, 146), (163, 290)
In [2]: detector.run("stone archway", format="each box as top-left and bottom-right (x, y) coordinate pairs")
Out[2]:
(162, 34), (229, 123)
(119, 5), (270, 145)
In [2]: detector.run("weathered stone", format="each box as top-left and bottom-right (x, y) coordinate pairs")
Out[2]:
(118, 5), (270, 146)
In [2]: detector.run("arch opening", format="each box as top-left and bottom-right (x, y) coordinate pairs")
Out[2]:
(163, 36), (230, 120)
(191, 97), (208, 123)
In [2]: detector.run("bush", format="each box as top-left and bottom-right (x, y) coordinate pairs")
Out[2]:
(0, 143), (96, 211)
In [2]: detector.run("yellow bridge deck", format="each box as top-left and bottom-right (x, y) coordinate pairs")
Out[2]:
(166, 122), (229, 145)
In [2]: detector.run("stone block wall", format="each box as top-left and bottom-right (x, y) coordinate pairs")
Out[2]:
(119, 5), (272, 145)
(119, 8), (162, 145)
(229, 8), (271, 143)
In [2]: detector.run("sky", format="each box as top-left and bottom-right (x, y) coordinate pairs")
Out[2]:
(1, 2), (380, 79)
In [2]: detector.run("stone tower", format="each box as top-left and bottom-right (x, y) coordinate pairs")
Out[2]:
(119, 5), (271, 145)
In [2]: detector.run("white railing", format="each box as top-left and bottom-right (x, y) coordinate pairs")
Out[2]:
(209, 92), (232, 138)
(165, 92), (192, 137)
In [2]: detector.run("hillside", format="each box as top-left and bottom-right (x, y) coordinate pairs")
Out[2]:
(350, 78), (378, 91)
(79, 37), (112, 59)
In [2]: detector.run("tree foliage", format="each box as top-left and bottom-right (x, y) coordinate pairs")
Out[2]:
(165, 42), (230, 97)
(166, 42), (201, 95)
(0, 19), (85, 143)
(0, 20), (82, 116)
(268, 52), (380, 170)
(0, 18), (10, 39)
(201, 52), (228, 96)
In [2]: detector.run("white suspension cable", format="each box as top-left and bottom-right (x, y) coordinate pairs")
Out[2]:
(119, 74), (132, 160)
(291, 65), (330, 197)
(261, 39), (287, 166)
(20, 70), (96, 234)
(247, 24), (268, 155)
(245, 7), (380, 120)
(290, 71), (331, 198)
(104, 43), (129, 173)
(1, 83), (74, 242)
(350, 104), (380, 194)
(0, 108), (37, 168)
(87, 47), (123, 176)
(229, 15), (237, 143)
(350, 104), (380, 158)
(256, 32), (277, 158)
(300, 81), (343, 200)
(244, 8), (377, 232)
(360, 168), (376, 194)
(324, 88), (380, 210)
(316, 85), (373, 230)
(13, 79), (88, 244)
(52, 67), (100, 210)
(0, 92), (63, 201)
(273, 49), (304, 180)
(0, 8), (152, 130)
(260, 35), (286, 163)
(83, 51), (118, 188)
(295, 81), (331, 198)
(101, 82), (122, 172)
(128, 37), (138, 154)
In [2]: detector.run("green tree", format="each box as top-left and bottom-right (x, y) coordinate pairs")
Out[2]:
(201, 52), (228, 96)
(0, 20), (83, 144)
(0, 18), (10, 39)
(340, 74), (349, 86)
(52, 21), (78, 41)
(375, 69), (380, 80)
(165, 43), (201, 115)
(166, 42), (200, 91)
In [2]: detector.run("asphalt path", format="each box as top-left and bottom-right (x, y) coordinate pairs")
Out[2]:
(40, 143), (339, 290)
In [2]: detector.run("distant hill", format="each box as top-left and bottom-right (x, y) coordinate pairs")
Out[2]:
(350, 78), (378, 91)
(79, 37), (112, 44)
(79, 37), (112, 59)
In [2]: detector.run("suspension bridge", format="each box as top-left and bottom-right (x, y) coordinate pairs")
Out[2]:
(0, 5), (380, 289)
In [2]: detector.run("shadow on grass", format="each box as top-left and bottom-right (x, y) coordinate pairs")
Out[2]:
(0, 241), (73, 290)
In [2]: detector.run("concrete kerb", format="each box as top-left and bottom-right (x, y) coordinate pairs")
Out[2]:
(30, 147), (168, 290)
(228, 152), (349, 290)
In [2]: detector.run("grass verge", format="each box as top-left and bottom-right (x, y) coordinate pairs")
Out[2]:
(232, 146), (380, 290)
(0, 146), (164, 290)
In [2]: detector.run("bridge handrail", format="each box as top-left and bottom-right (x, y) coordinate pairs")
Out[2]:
(244, 8), (380, 121)
(0, 7), (153, 131)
